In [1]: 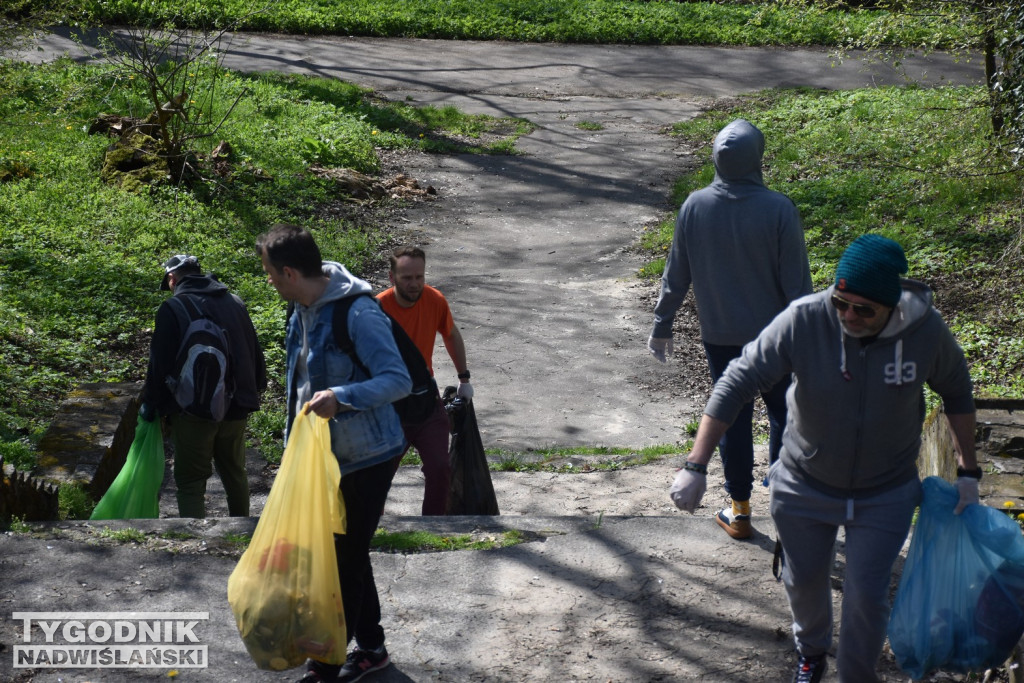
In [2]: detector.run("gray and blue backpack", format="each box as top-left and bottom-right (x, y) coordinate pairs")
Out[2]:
(165, 295), (232, 421)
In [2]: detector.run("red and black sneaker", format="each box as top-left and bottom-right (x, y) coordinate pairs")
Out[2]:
(337, 645), (390, 682)
(792, 653), (827, 683)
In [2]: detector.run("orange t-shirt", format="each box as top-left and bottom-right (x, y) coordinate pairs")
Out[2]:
(377, 285), (453, 375)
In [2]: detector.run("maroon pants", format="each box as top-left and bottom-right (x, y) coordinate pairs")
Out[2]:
(394, 397), (451, 515)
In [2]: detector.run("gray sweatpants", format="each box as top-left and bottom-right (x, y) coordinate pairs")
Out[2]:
(769, 461), (921, 683)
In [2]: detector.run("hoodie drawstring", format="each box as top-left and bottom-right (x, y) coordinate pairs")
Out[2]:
(894, 339), (904, 386)
(839, 327), (852, 381)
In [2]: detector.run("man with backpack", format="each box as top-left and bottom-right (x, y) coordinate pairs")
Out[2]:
(378, 245), (474, 515)
(256, 224), (411, 683)
(140, 254), (267, 518)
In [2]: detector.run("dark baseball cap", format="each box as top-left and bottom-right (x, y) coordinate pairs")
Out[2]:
(160, 254), (201, 290)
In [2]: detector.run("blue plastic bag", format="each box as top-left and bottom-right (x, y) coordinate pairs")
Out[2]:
(888, 476), (1024, 679)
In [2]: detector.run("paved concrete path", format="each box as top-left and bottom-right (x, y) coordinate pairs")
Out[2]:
(1, 514), (806, 683)
(28, 31), (985, 451)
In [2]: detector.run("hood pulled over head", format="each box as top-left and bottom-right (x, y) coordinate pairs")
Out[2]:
(712, 119), (765, 186)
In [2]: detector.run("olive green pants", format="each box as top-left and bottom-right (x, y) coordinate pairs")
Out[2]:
(169, 414), (249, 518)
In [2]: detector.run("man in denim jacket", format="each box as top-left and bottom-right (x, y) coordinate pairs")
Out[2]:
(257, 224), (411, 683)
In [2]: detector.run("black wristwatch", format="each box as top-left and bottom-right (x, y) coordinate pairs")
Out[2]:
(956, 466), (983, 480)
(458, 371), (471, 380)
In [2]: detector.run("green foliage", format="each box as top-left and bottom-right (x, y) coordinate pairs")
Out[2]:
(0, 437), (36, 471)
(371, 528), (525, 553)
(0, 59), (525, 468)
(489, 444), (680, 472)
(58, 482), (96, 520)
(779, 0), (1023, 154)
(81, 0), (971, 48)
(2, 516), (32, 533)
(223, 532), (251, 549)
(159, 530), (199, 540)
(650, 86), (1024, 398)
(98, 526), (147, 543)
(1, 0), (92, 53)
(398, 448), (422, 467)
(1001, 3), (1024, 165)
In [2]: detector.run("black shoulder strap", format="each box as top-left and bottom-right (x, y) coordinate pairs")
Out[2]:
(165, 295), (198, 339)
(332, 294), (371, 377)
(168, 293), (207, 322)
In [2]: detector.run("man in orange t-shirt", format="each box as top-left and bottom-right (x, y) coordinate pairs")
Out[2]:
(378, 245), (473, 515)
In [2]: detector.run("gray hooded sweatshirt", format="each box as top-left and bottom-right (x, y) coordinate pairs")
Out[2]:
(285, 261), (411, 473)
(653, 118), (812, 346)
(706, 280), (974, 497)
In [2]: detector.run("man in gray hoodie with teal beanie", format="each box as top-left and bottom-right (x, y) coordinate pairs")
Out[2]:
(649, 118), (812, 540)
(670, 234), (979, 683)
(257, 224), (411, 683)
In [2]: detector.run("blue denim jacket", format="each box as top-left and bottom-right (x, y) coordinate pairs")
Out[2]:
(285, 266), (411, 475)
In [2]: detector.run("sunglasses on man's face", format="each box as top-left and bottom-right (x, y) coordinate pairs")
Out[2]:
(830, 294), (879, 319)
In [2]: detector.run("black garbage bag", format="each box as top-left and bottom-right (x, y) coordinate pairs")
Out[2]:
(443, 386), (499, 515)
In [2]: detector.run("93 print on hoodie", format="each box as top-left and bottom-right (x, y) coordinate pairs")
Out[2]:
(705, 280), (975, 498)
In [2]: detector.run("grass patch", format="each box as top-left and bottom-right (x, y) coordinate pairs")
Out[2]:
(98, 526), (148, 543)
(575, 120), (604, 131)
(2, 516), (32, 533)
(371, 528), (525, 553)
(646, 86), (1024, 399)
(159, 530), (199, 540)
(84, 0), (972, 48)
(489, 444), (681, 472)
(223, 531), (251, 549)
(58, 482), (96, 520)
(398, 448), (422, 467)
(0, 59), (528, 470)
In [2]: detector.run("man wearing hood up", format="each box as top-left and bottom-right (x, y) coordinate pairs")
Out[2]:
(670, 234), (978, 683)
(649, 118), (812, 540)
(257, 224), (411, 683)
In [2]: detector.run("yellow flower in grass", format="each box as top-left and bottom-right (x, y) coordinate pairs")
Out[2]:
(1005, 501), (1017, 508)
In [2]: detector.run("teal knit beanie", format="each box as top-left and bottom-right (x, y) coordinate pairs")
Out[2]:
(834, 234), (908, 307)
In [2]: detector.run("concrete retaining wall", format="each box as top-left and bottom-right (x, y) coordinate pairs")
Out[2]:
(33, 382), (142, 499)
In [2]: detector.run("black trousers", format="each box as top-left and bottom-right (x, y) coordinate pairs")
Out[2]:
(335, 457), (396, 651)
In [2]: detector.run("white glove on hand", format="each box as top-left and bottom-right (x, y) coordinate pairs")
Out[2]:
(457, 381), (474, 400)
(953, 476), (979, 515)
(669, 467), (707, 514)
(648, 336), (674, 363)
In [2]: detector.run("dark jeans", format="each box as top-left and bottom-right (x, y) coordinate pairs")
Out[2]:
(703, 341), (790, 502)
(335, 457), (397, 652)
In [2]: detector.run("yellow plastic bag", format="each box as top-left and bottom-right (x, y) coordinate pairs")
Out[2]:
(227, 407), (347, 670)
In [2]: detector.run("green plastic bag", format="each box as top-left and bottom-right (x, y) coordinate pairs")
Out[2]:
(90, 416), (165, 520)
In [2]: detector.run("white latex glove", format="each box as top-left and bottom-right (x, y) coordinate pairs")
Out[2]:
(648, 335), (674, 363)
(669, 467), (707, 514)
(953, 476), (979, 515)
(457, 381), (474, 400)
